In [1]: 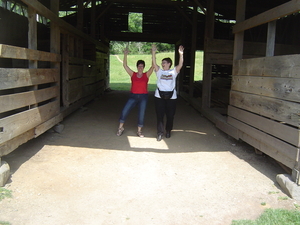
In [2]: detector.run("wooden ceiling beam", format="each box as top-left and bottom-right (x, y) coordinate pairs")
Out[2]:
(107, 31), (180, 43)
(105, 0), (197, 7)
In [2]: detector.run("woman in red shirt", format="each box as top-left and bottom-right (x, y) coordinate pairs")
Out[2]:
(117, 47), (154, 137)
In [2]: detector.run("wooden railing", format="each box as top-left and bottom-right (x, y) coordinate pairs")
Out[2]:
(0, 44), (62, 156)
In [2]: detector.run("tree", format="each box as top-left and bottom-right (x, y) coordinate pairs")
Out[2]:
(128, 12), (142, 33)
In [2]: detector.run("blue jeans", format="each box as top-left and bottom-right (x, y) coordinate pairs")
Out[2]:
(119, 93), (149, 127)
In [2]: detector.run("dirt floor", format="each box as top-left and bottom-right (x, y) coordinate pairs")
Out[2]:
(0, 90), (299, 225)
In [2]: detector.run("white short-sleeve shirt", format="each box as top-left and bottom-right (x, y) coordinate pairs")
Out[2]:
(154, 67), (178, 99)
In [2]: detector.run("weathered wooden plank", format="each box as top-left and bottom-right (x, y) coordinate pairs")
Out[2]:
(62, 33), (70, 107)
(0, 101), (59, 145)
(0, 68), (59, 90)
(83, 82), (98, 97)
(233, 0), (300, 33)
(266, 21), (276, 57)
(69, 57), (96, 66)
(83, 76), (97, 85)
(206, 39), (300, 56)
(35, 113), (63, 137)
(0, 44), (61, 62)
(234, 124), (297, 169)
(215, 119), (239, 140)
(230, 90), (300, 127)
(20, 0), (108, 52)
(61, 95), (94, 118)
(68, 78), (83, 103)
(0, 129), (35, 157)
(205, 53), (233, 65)
(231, 75), (300, 103)
(69, 65), (83, 79)
(233, 54), (300, 77)
(228, 105), (300, 147)
(83, 65), (97, 77)
(228, 117), (298, 169)
(0, 86), (59, 113)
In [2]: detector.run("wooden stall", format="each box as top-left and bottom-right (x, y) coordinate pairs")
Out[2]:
(0, 0), (109, 159)
(228, 0), (300, 184)
(0, 44), (61, 155)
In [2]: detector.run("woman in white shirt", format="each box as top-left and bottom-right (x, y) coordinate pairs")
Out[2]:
(151, 44), (184, 141)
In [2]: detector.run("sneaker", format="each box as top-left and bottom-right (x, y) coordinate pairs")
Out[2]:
(157, 134), (163, 141)
(117, 127), (124, 136)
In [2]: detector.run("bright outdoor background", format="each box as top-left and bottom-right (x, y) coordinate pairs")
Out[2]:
(109, 50), (204, 91)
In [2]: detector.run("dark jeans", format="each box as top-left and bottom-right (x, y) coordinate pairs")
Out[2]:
(119, 93), (148, 127)
(154, 97), (177, 135)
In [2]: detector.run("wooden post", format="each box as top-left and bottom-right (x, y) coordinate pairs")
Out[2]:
(27, 6), (37, 68)
(62, 34), (70, 107)
(202, 0), (214, 108)
(233, 0), (246, 61)
(189, 6), (197, 98)
(77, 0), (84, 31)
(51, 0), (61, 108)
(266, 20), (276, 57)
(91, 0), (96, 38)
(27, 6), (38, 109)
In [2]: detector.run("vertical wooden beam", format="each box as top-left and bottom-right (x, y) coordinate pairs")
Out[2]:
(91, 0), (96, 38)
(202, 0), (214, 108)
(77, 0), (84, 31)
(62, 34), (70, 107)
(189, 6), (197, 98)
(233, 0), (246, 60)
(27, 6), (37, 68)
(50, 0), (60, 55)
(175, 44), (179, 93)
(266, 20), (276, 57)
(27, 6), (38, 109)
(51, 0), (61, 108)
(1, 0), (7, 8)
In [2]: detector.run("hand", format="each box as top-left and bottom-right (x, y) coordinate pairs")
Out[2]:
(124, 47), (129, 55)
(178, 45), (184, 55)
(151, 44), (157, 53)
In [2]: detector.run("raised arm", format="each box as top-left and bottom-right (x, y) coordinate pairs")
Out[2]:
(151, 44), (159, 72)
(123, 48), (134, 76)
(175, 45), (184, 73)
(146, 65), (154, 78)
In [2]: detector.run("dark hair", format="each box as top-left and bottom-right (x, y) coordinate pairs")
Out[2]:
(136, 60), (145, 68)
(162, 57), (172, 68)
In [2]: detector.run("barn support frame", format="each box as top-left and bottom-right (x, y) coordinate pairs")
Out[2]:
(180, 0), (300, 187)
(229, 0), (300, 185)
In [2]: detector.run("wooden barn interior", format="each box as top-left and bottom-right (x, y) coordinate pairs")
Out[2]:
(0, 0), (300, 185)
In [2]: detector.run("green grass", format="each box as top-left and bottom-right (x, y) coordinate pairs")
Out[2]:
(0, 221), (11, 225)
(231, 208), (300, 225)
(0, 187), (12, 201)
(109, 51), (203, 91)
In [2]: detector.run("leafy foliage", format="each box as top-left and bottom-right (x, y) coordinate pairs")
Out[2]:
(128, 12), (142, 33)
(110, 41), (174, 55)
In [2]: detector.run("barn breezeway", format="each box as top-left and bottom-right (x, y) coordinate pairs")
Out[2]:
(0, 90), (298, 225)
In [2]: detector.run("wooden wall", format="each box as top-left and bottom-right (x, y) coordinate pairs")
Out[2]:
(228, 55), (300, 171)
(61, 35), (107, 110)
(0, 44), (62, 156)
(226, 0), (300, 184)
(0, 1), (109, 157)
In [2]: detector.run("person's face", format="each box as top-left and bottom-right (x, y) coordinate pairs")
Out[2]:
(162, 60), (171, 70)
(137, 64), (144, 73)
